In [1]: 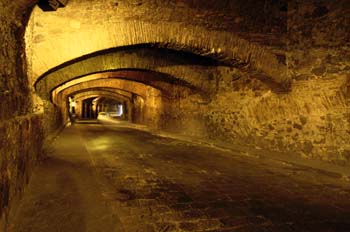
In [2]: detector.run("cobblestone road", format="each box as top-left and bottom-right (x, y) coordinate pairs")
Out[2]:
(9, 121), (350, 232)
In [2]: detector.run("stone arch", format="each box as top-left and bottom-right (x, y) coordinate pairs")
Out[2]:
(55, 78), (164, 127)
(28, 15), (288, 88)
(72, 89), (133, 103)
(34, 46), (220, 100)
(48, 68), (200, 103)
(54, 79), (158, 105)
(74, 94), (130, 105)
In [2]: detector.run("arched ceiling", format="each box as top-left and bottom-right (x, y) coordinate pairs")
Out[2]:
(51, 71), (189, 105)
(50, 70), (192, 100)
(94, 97), (126, 106)
(70, 88), (134, 102)
(36, 47), (216, 100)
(54, 78), (161, 106)
(71, 89), (133, 106)
(27, 0), (289, 99)
(75, 94), (130, 105)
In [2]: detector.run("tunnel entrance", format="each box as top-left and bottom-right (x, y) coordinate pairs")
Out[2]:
(77, 97), (127, 121)
(96, 97), (126, 120)
(81, 98), (96, 119)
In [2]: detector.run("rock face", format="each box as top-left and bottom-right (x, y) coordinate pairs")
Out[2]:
(0, 0), (349, 229)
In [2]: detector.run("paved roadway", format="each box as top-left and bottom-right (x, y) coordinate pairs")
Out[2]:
(9, 120), (350, 232)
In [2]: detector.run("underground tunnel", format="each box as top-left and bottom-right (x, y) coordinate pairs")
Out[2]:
(0, 0), (349, 231)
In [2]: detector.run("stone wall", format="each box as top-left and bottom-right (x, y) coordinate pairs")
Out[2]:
(157, 1), (349, 164)
(285, 0), (349, 163)
(0, 115), (43, 230)
(0, 1), (45, 229)
(42, 100), (63, 135)
(201, 69), (349, 164)
(0, 1), (32, 120)
(160, 89), (208, 137)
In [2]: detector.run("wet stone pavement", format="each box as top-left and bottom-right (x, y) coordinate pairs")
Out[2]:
(9, 121), (350, 232)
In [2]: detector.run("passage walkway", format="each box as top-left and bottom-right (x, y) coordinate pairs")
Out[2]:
(8, 121), (350, 232)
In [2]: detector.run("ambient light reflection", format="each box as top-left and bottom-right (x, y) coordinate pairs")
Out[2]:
(116, 104), (124, 117)
(89, 136), (113, 151)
